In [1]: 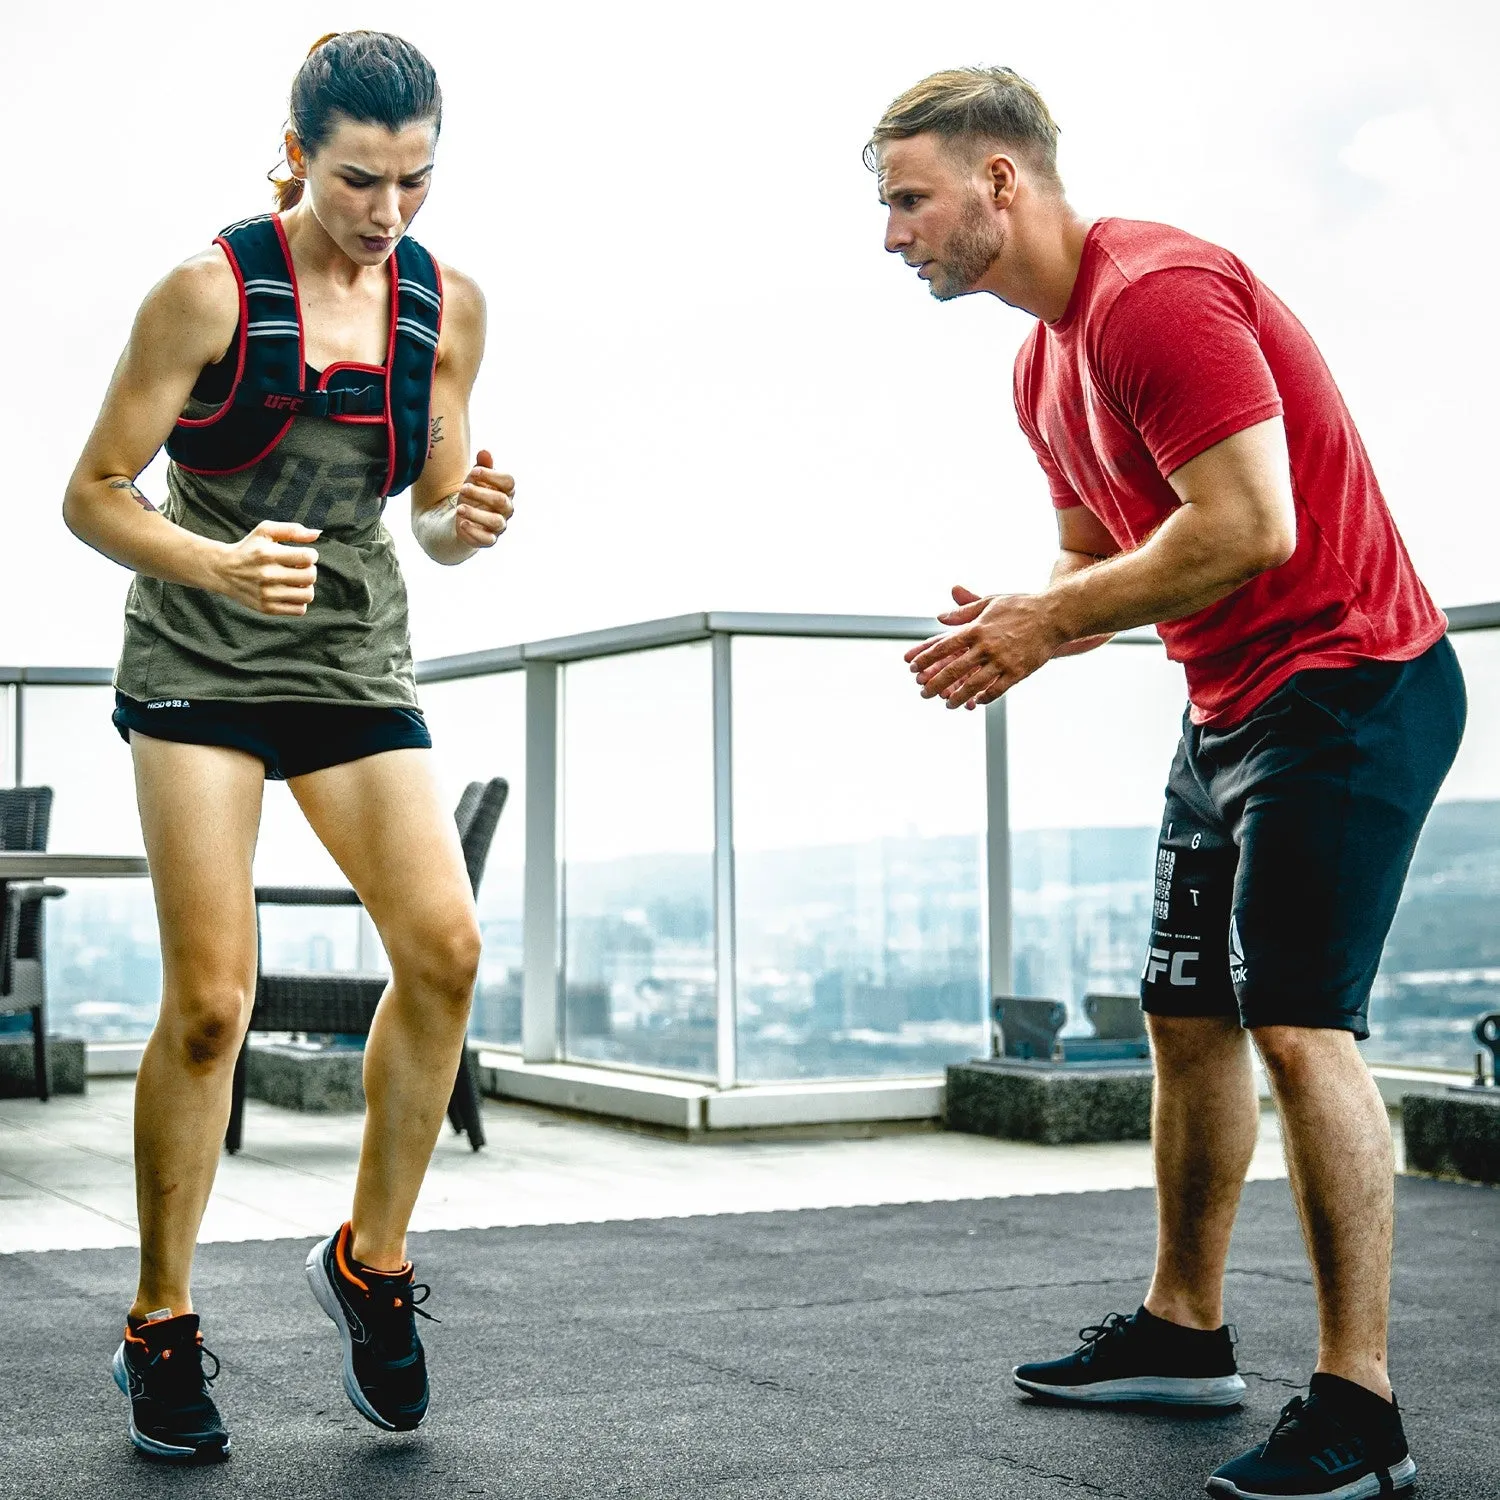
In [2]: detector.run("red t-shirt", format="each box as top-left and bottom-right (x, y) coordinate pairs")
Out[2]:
(1013, 217), (1446, 726)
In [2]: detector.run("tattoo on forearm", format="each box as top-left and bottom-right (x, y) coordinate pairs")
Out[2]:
(428, 416), (445, 458)
(109, 478), (157, 512)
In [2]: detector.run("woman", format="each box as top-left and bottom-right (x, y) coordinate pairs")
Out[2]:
(63, 31), (514, 1462)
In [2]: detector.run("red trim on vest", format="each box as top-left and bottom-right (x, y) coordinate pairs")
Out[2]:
(381, 253), (400, 494)
(174, 236), (251, 430)
(173, 418), (296, 478)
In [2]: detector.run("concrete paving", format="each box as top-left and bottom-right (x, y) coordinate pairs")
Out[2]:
(0, 1078), (1298, 1253)
(1, 1178), (1494, 1500)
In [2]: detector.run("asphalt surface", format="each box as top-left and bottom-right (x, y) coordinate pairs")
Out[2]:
(3, 1176), (1495, 1499)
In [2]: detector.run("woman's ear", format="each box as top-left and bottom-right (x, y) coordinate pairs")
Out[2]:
(285, 131), (307, 180)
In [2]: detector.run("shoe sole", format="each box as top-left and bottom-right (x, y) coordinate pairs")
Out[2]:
(1205, 1455), (1417, 1500)
(304, 1235), (421, 1433)
(111, 1343), (230, 1463)
(1013, 1370), (1248, 1407)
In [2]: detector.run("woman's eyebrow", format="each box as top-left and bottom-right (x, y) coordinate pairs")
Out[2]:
(336, 162), (435, 177)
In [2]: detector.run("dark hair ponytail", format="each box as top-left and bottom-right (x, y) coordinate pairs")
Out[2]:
(271, 31), (442, 210)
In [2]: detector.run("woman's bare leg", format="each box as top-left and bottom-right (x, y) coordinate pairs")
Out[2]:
(129, 735), (265, 1317)
(288, 748), (479, 1270)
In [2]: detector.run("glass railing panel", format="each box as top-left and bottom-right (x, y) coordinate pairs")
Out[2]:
(0, 684), (14, 785)
(1004, 642), (1186, 1033)
(731, 636), (987, 1081)
(561, 643), (715, 1078)
(1368, 629), (1500, 1071)
(420, 671), (526, 1047)
(22, 684), (160, 1042)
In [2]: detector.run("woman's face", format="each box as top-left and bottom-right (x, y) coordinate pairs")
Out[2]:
(291, 113), (438, 264)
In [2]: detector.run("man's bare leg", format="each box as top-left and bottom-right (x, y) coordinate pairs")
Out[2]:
(129, 735), (264, 1318)
(1142, 1013), (1260, 1330)
(289, 749), (479, 1270)
(1254, 1025), (1394, 1400)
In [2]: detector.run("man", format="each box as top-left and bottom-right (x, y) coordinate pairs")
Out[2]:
(870, 67), (1464, 1500)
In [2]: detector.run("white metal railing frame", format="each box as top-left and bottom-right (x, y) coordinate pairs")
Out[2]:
(7, 599), (1500, 1091)
(425, 610), (1025, 1089)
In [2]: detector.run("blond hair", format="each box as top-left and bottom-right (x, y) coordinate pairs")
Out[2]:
(864, 67), (1062, 187)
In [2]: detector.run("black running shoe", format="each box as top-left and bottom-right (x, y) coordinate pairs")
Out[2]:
(111, 1312), (230, 1462)
(1013, 1306), (1246, 1406)
(306, 1221), (434, 1431)
(1207, 1374), (1415, 1499)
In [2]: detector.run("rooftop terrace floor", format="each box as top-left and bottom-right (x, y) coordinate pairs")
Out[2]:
(2, 1079), (1299, 1254)
(3, 1086), (1494, 1500)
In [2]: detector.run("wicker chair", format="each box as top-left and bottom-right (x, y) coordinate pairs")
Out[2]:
(226, 777), (509, 1154)
(0, 787), (68, 1102)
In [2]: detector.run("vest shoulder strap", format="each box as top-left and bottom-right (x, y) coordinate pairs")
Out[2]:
(386, 236), (443, 497)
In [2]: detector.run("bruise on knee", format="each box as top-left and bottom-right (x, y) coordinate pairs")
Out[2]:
(184, 1014), (231, 1069)
(166, 988), (251, 1072)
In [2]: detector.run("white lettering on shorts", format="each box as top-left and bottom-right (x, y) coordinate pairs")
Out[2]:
(1229, 915), (1248, 985)
(145, 699), (191, 709)
(1170, 951), (1198, 986)
(1154, 847), (1176, 921)
(1144, 946), (1200, 987)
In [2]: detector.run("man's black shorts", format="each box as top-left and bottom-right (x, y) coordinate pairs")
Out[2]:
(1141, 637), (1466, 1036)
(112, 692), (432, 781)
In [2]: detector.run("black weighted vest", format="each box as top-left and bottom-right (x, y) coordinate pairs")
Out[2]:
(166, 214), (442, 497)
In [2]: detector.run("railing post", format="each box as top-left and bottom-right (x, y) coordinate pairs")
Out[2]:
(13, 682), (24, 786)
(985, 697), (1013, 1004)
(712, 632), (738, 1091)
(522, 659), (563, 1063)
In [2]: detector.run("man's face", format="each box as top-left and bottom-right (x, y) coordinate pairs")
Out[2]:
(878, 134), (1005, 301)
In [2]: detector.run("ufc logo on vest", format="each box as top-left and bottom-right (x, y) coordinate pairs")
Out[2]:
(263, 394), (306, 412)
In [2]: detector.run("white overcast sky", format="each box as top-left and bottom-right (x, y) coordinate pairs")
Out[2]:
(3, 0), (1496, 670)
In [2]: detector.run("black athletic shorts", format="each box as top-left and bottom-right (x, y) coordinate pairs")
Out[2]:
(112, 692), (432, 781)
(1141, 636), (1466, 1036)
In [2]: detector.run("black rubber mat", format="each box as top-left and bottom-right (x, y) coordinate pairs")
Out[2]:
(2, 1176), (1495, 1499)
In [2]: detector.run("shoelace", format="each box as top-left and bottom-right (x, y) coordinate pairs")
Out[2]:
(1262, 1394), (1363, 1462)
(1075, 1312), (1133, 1365)
(365, 1280), (438, 1356)
(149, 1336), (221, 1394)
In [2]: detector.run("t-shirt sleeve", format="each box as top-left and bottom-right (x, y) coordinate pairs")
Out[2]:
(1013, 377), (1086, 510)
(1093, 265), (1284, 478)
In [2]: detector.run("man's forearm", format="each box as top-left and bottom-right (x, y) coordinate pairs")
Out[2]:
(63, 477), (221, 590)
(1047, 550), (1117, 656)
(1041, 504), (1276, 645)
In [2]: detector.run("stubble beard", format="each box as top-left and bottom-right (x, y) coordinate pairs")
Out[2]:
(927, 194), (1005, 302)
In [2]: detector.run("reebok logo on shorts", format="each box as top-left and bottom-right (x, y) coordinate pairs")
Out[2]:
(1229, 916), (1248, 984)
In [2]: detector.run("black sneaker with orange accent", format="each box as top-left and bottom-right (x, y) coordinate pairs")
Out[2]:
(305, 1222), (434, 1431)
(111, 1312), (230, 1462)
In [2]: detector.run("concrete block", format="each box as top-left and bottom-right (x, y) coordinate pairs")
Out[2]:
(945, 1057), (1152, 1144)
(246, 1041), (365, 1113)
(1401, 1089), (1500, 1185)
(0, 1034), (86, 1097)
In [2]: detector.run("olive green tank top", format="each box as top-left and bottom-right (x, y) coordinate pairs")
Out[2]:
(115, 392), (418, 708)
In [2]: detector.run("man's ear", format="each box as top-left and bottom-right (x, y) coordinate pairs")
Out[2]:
(984, 152), (1019, 208)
